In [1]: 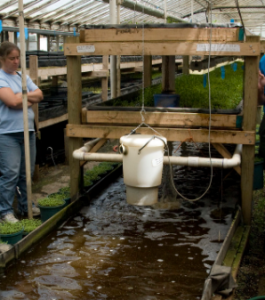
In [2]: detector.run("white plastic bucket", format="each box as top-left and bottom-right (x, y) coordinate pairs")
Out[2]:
(120, 134), (167, 206)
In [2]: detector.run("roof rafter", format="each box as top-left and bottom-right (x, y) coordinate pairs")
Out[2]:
(2, 0), (43, 18)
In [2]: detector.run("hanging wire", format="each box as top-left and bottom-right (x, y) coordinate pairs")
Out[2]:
(140, 4), (146, 123)
(47, 147), (57, 168)
(121, 1), (214, 203)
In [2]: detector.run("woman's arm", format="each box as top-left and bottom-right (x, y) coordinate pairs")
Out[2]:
(0, 88), (32, 109)
(27, 88), (43, 103)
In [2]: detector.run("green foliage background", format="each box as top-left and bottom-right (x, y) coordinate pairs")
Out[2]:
(107, 62), (244, 109)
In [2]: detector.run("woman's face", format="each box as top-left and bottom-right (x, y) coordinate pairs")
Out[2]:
(2, 49), (20, 74)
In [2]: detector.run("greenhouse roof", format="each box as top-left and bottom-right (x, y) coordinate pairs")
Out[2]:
(0, 0), (264, 37)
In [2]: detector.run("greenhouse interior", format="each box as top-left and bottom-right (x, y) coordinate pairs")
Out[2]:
(0, 0), (265, 299)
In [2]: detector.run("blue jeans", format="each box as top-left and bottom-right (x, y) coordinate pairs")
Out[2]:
(0, 132), (36, 217)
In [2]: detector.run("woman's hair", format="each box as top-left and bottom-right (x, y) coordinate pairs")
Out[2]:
(0, 41), (20, 59)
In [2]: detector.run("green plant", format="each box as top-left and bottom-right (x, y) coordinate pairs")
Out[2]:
(38, 196), (65, 207)
(20, 219), (42, 233)
(0, 240), (8, 244)
(98, 62), (244, 110)
(0, 222), (23, 235)
(59, 186), (70, 198)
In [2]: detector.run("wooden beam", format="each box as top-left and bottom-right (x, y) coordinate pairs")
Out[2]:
(241, 35), (260, 225)
(116, 55), (121, 97)
(212, 143), (241, 175)
(67, 36), (83, 200)
(81, 28), (240, 43)
(80, 138), (107, 167)
(66, 124), (255, 145)
(39, 113), (68, 129)
(64, 42), (260, 56)
(143, 55), (152, 88)
(183, 56), (190, 75)
(162, 56), (175, 93)
(83, 111), (241, 129)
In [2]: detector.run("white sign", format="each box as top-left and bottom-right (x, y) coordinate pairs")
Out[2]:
(196, 43), (240, 52)
(152, 157), (163, 167)
(76, 45), (95, 53)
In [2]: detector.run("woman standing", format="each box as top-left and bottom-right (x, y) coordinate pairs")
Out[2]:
(0, 41), (43, 223)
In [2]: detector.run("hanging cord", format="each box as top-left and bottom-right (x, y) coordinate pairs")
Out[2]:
(121, 2), (214, 203)
(47, 147), (57, 168)
(140, 4), (146, 122)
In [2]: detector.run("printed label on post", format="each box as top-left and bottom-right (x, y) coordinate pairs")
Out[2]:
(76, 45), (95, 53)
(196, 43), (240, 52)
(152, 157), (163, 167)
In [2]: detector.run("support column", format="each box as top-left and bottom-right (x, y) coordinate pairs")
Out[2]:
(143, 55), (152, 88)
(101, 55), (109, 101)
(183, 56), (190, 75)
(66, 36), (83, 200)
(29, 55), (40, 181)
(110, 0), (118, 99)
(241, 35), (260, 225)
(162, 56), (175, 93)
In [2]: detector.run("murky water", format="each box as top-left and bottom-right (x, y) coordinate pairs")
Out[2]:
(0, 142), (240, 300)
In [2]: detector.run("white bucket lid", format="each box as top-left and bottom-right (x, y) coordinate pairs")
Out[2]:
(120, 134), (167, 148)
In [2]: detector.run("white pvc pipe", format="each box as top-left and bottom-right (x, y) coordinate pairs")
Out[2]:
(73, 142), (242, 169)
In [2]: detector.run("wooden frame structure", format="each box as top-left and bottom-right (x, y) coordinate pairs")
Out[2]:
(64, 27), (260, 227)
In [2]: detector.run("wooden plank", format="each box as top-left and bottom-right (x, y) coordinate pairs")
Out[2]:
(82, 28), (240, 42)
(231, 226), (250, 279)
(241, 36), (260, 225)
(39, 113), (68, 129)
(214, 210), (241, 266)
(88, 70), (109, 77)
(223, 226), (244, 267)
(66, 124), (255, 145)
(212, 143), (241, 175)
(84, 111), (240, 128)
(162, 56), (175, 93)
(66, 36), (83, 200)
(64, 42), (260, 56)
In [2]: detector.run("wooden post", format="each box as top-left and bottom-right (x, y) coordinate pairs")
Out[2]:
(37, 34), (40, 51)
(64, 128), (69, 164)
(29, 55), (40, 181)
(101, 55), (109, 101)
(52, 76), (58, 87)
(66, 36), (83, 200)
(116, 55), (121, 97)
(143, 55), (152, 88)
(183, 55), (190, 75)
(241, 35), (260, 225)
(162, 56), (175, 93)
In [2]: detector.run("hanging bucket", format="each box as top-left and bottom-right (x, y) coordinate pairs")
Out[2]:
(120, 134), (166, 206)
